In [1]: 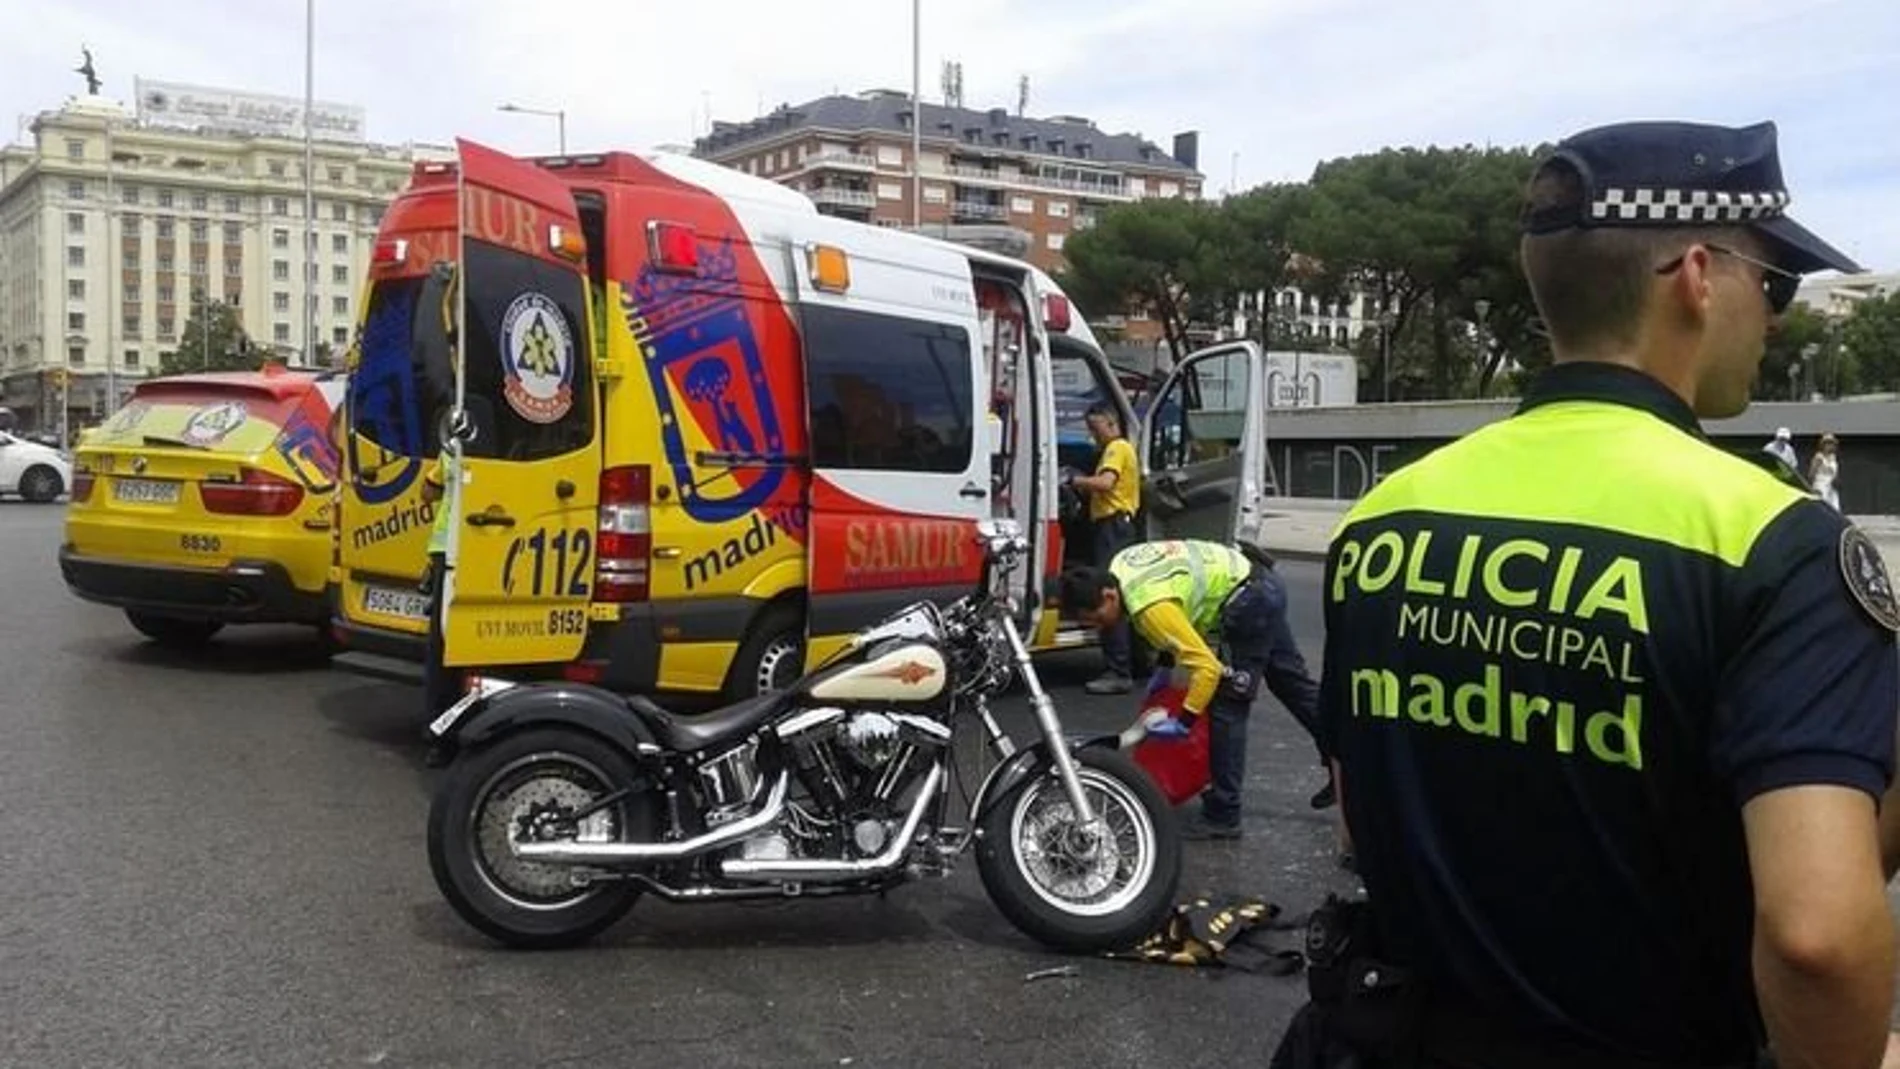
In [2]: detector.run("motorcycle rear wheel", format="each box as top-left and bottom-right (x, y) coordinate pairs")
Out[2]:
(427, 727), (659, 949)
(975, 746), (1181, 954)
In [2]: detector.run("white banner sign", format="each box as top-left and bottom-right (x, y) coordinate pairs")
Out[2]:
(135, 78), (365, 144)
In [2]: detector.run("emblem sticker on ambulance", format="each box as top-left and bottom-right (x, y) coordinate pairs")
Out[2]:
(180, 400), (249, 446)
(1840, 525), (1900, 633)
(499, 292), (575, 424)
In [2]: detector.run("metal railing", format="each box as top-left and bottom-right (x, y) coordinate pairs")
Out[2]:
(951, 201), (1008, 222)
(810, 187), (876, 209)
(802, 152), (878, 171)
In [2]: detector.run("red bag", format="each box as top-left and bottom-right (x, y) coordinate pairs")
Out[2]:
(1127, 668), (1211, 806)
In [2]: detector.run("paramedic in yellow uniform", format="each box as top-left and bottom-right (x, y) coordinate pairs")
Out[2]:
(1066, 403), (1142, 694)
(1063, 539), (1329, 837)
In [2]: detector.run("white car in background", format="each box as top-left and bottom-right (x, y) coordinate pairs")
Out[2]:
(0, 431), (71, 503)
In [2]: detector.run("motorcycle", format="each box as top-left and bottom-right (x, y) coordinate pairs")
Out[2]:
(424, 519), (1183, 952)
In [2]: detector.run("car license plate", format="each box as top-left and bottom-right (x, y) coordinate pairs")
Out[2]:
(363, 585), (430, 620)
(111, 478), (180, 504)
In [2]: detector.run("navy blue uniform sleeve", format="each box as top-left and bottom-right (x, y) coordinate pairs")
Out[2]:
(1712, 503), (1899, 806)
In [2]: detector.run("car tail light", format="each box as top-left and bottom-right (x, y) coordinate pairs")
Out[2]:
(71, 470), (95, 502)
(595, 464), (650, 602)
(200, 467), (305, 516)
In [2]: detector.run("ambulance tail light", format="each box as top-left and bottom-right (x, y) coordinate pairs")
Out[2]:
(596, 464), (651, 602)
(648, 221), (699, 275)
(370, 239), (409, 267)
(200, 467), (306, 517)
(1042, 293), (1073, 333)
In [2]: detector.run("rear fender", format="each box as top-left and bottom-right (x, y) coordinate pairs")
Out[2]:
(969, 733), (1119, 826)
(433, 680), (662, 760)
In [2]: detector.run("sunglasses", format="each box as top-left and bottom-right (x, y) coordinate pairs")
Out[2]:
(1655, 243), (1801, 315)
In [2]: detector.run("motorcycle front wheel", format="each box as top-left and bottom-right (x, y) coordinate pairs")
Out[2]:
(427, 727), (660, 949)
(975, 746), (1181, 953)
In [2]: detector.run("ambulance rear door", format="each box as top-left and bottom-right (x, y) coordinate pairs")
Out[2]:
(789, 234), (992, 665)
(438, 138), (601, 669)
(1137, 340), (1268, 547)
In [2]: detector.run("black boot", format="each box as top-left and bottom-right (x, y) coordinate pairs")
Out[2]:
(1309, 775), (1337, 810)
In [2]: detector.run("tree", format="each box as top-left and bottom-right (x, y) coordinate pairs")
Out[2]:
(1758, 304), (1831, 400)
(1215, 183), (1306, 346)
(1057, 198), (1233, 361)
(161, 299), (261, 375)
(1841, 292), (1900, 394)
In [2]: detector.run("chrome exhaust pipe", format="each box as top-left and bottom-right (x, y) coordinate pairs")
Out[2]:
(509, 770), (789, 864)
(717, 763), (944, 884)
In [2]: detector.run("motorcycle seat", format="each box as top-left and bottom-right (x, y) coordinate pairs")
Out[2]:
(625, 689), (797, 754)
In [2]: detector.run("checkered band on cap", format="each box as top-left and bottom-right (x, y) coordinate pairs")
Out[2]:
(1589, 188), (1791, 224)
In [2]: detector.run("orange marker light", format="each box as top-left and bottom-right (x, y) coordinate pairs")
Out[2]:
(808, 244), (850, 293)
(549, 224), (587, 262)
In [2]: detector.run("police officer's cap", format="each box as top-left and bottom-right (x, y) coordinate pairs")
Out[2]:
(1522, 120), (1861, 276)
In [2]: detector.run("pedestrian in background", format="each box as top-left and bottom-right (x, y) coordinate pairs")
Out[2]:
(1764, 425), (1799, 471)
(1811, 432), (1842, 510)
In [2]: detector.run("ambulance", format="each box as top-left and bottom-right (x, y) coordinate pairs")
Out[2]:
(330, 139), (1269, 701)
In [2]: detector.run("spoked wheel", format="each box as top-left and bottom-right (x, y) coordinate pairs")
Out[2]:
(976, 747), (1181, 953)
(426, 728), (659, 949)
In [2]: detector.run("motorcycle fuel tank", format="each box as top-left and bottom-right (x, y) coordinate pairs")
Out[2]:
(808, 643), (949, 704)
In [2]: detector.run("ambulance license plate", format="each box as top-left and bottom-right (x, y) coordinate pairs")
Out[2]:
(364, 586), (429, 620)
(112, 478), (180, 504)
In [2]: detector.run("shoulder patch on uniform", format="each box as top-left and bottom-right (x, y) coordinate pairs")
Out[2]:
(1840, 526), (1900, 632)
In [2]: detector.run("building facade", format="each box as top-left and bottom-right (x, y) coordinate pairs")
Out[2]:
(0, 88), (450, 432)
(1794, 270), (1899, 319)
(691, 90), (1204, 277)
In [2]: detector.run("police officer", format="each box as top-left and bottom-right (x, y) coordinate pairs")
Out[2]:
(1275, 121), (1900, 1069)
(1062, 539), (1330, 837)
(418, 448), (458, 719)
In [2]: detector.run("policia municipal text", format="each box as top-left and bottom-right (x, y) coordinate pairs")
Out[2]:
(1272, 121), (1900, 1069)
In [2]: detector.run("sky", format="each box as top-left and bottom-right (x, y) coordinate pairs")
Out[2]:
(3, 0), (1897, 272)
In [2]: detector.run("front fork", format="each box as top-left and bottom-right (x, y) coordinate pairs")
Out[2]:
(995, 613), (1099, 825)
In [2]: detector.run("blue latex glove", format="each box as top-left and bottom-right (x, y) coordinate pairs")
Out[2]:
(1139, 707), (1196, 740)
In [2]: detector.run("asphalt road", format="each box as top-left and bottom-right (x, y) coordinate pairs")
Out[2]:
(0, 503), (1352, 1069)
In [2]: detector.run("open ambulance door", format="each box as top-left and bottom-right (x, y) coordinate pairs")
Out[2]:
(791, 243), (994, 667)
(438, 138), (601, 669)
(1138, 340), (1269, 548)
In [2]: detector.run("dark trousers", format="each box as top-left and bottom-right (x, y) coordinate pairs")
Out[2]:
(422, 552), (454, 717)
(1092, 513), (1137, 676)
(1202, 566), (1326, 826)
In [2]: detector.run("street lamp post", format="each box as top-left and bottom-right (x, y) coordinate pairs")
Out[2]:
(910, 0), (922, 228)
(1473, 299), (1491, 398)
(303, 0), (316, 369)
(1378, 309), (1396, 403)
(498, 103), (567, 154)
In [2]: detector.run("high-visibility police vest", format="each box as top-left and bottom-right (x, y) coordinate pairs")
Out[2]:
(426, 455), (455, 556)
(1111, 540), (1253, 634)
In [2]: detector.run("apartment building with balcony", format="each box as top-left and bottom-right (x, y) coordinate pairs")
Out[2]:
(0, 89), (451, 430)
(692, 90), (1204, 277)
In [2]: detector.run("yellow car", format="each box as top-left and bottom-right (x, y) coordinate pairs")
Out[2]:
(60, 365), (346, 648)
